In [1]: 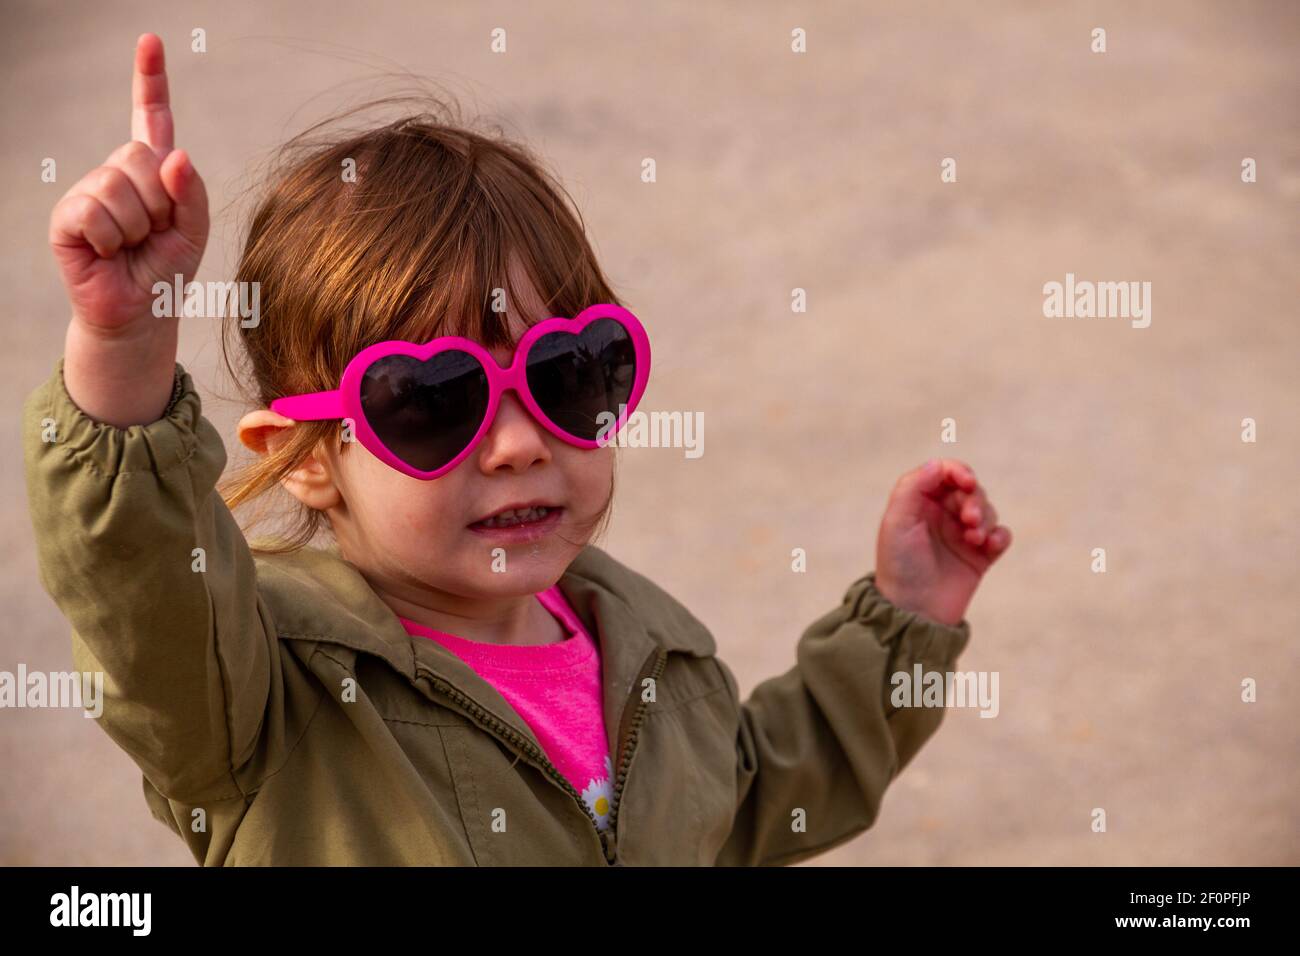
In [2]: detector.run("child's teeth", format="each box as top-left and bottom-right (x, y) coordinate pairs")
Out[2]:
(483, 506), (549, 527)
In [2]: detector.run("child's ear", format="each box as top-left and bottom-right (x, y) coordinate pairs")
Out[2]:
(236, 409), (342, 511)
(236, 408), (296, 456)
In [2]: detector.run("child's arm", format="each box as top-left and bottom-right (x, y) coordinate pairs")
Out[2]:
(24, 35), (292, 808)
(713, 573), (969, 866)
(715, 460), (1011, 865)
(22, 361), (289, 807)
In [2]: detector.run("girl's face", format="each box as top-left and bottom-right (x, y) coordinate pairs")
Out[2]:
(235, 250), (622, 631)
(322, 307), (615, 607)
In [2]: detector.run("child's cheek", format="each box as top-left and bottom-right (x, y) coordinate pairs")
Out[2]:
(350, 453), (457, 547)
(387, 481), (461, 541)
(571, 446), (616, 518)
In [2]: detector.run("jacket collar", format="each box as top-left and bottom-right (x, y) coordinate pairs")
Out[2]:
(252, 541), (715, 761)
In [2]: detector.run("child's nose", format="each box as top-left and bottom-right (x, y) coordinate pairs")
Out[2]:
(476, 390), (552, 472)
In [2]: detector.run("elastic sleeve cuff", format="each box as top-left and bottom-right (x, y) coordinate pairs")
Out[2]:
(43, 356), (207, 479)
(845, 571), (972, 666)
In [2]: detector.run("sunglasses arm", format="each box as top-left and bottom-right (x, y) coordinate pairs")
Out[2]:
(268, 390), (346, 422)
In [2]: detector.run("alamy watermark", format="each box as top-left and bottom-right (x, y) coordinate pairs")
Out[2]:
(890, 664), (999, 718)
(0, 665), (103, 718)
(1042, 272), (1151, 328)
(596, 404), (703, 459)
(152, 273), (261, 328)
(50, 886), (150, 935)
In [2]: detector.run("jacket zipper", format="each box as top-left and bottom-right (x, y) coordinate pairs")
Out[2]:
(420, 646), (667, 866)
(420, 671), (609, 858)
(602, 648), (669, 864)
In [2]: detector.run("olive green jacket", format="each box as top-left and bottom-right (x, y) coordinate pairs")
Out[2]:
(22, 358), (973, 866)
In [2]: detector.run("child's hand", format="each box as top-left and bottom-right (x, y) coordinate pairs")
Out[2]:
(50, 33), (208, 334)
(874, 458), (1012, 627)
(52, 33), (209, 427)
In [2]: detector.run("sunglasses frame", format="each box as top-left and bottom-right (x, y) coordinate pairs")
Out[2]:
(268, 303), (651, 480)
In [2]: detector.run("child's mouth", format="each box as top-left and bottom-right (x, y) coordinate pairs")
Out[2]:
(467, 506), (563, 541)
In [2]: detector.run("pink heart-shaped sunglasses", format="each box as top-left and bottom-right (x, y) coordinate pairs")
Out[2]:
(270, 303), (651, 480)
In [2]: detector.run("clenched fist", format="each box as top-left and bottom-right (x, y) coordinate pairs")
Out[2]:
(874, 458), (1012, 626)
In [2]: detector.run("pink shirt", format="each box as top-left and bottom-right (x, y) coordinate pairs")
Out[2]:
(399, 586), (614, 831)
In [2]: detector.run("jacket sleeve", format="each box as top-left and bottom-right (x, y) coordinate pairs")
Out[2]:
(713, 571), (972, 866)
(22, 357), (283, 805)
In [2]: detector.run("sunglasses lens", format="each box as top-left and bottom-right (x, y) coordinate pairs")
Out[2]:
(525, 317), (638, 442)
(360, 350), (489, 473)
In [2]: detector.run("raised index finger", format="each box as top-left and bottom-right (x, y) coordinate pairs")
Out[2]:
(131, 33), (173, 158)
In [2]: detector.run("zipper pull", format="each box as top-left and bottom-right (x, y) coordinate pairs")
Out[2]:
(603, 826), (619, 864)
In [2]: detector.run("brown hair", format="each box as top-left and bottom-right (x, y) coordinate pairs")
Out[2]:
(218, 96), (624, 553)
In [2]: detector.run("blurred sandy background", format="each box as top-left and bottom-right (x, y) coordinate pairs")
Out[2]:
(1, 0), (1297, 865)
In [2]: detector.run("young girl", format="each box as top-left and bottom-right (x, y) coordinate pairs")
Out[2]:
(24, 34), (1011, 866)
